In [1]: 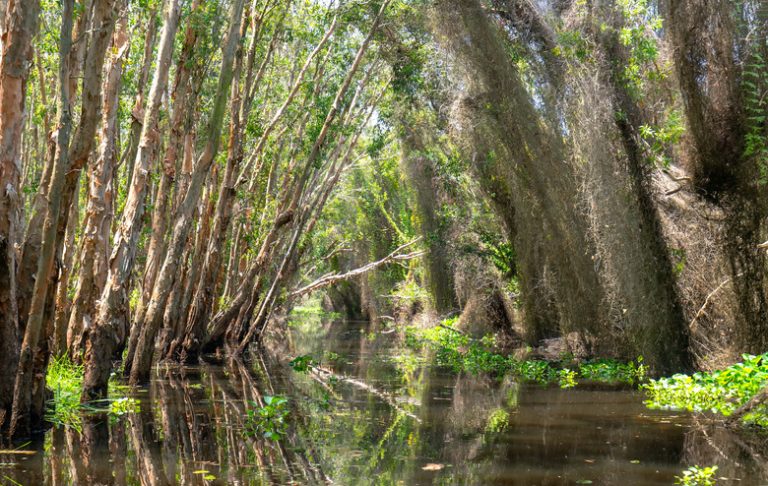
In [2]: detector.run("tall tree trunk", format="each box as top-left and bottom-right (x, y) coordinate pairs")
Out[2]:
(0, 0), (39, 433)
(140, 0), (204, 322)
(182, 3), (264, 361)
(81, 0), (182, 401)
(401, 122), (458, 314)
(122, 9), (158, 192)
(51, 189), (80, 356)
(234, 0), (391, 351)
(9, 0), (73, 438)
(130, 0), (247, 385)
(434, 0), (607, 350)
(68, 5), (129, 358)
(16, 0), (116, 335)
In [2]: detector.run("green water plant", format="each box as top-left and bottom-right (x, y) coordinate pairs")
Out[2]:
(485, 408), (510, 433)
(289, 355), (316, 373)
(46, 355), (85, 430)
(109, 397), (140, 416)
(245, 395), (290, 440)
(404, 321), (646, 387)
(578, 357), (647, 385)
(644, 353), (768, 425)
(558, 369), (578, 389)
(675, 465), (718, 486)
(46, 355), (140, 429)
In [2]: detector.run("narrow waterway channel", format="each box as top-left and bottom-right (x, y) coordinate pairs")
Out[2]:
(2, 319), (767, 485)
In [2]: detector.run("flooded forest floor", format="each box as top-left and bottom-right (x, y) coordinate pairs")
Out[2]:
(2, 318), (768, 485)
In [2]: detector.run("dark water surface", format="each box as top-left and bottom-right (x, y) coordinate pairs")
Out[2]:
(3, 320), (768, 485)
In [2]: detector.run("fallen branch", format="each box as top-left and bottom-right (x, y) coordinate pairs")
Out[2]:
(289, 238), (424, 298)
(727, 385), (768, 426)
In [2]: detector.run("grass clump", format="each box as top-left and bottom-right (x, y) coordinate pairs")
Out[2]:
(46, 355), (85, 430)
(644, 353), (768, 425)
(46, 355), (140, 430)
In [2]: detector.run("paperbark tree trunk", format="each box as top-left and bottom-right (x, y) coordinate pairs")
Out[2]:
(130, 0), (246, 385)
(9, 0), (72, 438)
(141, 0), (203, 313)
(16, 0), (116, 337)
(68, 6), (129, 358)
(0, 0), (39, 433)
(122, 9), (158, 192)
(81, 0), (182, 401)
(181, 2), (274, 361)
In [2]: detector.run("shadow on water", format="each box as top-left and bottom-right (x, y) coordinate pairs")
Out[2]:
(2, 319), (768, 485)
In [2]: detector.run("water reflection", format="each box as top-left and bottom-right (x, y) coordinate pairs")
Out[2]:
(2, 320), (768, 485)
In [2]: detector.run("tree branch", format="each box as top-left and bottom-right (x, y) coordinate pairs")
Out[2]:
(289, 238), (424, 299)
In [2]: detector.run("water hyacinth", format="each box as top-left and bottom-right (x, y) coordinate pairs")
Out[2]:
(644, 353), (768, 425)
(403, 322), (647, 387)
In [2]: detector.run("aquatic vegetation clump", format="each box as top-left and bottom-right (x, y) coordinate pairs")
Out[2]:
(46, 355), (139, 429)
(485, 408), (510, 433)
(404, 323), (646, 387)
(578, 357), (647, 385)
(289, 355), (316, 373)
(558, 369), (578, 389)
(109, 397), (140, 416)
(244, 395), (290, 440)
(644, 353), (768, 425)
(675, 465), (718, 486)
(46, 355), (85, 430)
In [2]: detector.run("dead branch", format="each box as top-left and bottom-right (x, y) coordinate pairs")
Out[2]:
(689, 274), (742, 331)
(289, 238), (424, 298)
(727, 384), (768, 426)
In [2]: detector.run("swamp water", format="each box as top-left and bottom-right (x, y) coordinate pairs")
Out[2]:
(3, 320), (768, 485)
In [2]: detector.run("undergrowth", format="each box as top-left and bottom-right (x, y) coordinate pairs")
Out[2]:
(644, 353), (768, 426)
(46, 355), (85, 429)
(46, 355), (138, 431)
(401, 320), (647, 387)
